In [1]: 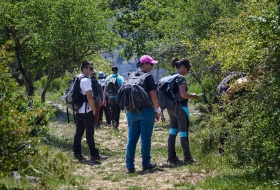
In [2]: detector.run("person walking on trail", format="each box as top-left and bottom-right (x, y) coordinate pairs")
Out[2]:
(125, 55), (161, 173)
(166, 57), (198, 164)
(91, 70), (103, 129)
(98, 72), (111, 126)
(103, 66), (125, 130)
(73, 60), (108, 162)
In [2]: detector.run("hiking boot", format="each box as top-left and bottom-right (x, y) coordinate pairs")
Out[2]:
(112, 121), (116, 128)
(105, 123), (111, 127)
(218, 147), (224, 155)
(90, 154), (109, 161)
(113, 126), (119, 131)
(143, 163), (157, 172)
(167, 156), (181, 163)
(127, 168), (135, 173)
(112, 121), (119, 130)
(95, 124), (100, 129)
(184, 157), (197, 165)
(74, 154), (86, 161)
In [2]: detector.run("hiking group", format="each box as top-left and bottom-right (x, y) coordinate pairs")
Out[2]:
(63, 55), (199, 172)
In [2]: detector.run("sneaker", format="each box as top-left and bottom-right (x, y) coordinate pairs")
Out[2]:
(184, 157), (197, 165)
(74, 154), (86, 161)
(167, 156), (180, 163)
(127, 168), (135, 173)
(90, 154), (109, 161)
(143, 163), (157, 172)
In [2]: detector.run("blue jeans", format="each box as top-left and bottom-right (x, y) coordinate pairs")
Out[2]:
(126, 107), (155, 169)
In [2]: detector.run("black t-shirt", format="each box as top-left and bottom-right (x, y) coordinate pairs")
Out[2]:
(134, 70), (156, 93)
(171, 73), (189, 106)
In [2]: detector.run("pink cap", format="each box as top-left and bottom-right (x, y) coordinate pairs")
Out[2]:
(139, 55), (158, 64)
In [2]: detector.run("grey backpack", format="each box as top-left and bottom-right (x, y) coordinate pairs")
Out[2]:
(117, 71), (152, 112)
(157, 74), (183, 110)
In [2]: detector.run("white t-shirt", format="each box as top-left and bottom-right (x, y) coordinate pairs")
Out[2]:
(77, 74), (92, 113)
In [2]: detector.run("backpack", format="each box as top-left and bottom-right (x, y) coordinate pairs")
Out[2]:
(91, 77), (103, 108)
(61, 75), (87, 123)
(106, 75), (120, 96)
(157, 74), (182, 110)
(116, 72), (152, 112)
(91, 77), (99, 98)
(215, 71), (246, 96)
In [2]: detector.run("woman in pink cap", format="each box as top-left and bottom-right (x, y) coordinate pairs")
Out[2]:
(125, 55), (161, 173)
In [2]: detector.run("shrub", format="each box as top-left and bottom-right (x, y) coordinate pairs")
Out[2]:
(0, 41), (55, 175)
(208, 73), (280, 178)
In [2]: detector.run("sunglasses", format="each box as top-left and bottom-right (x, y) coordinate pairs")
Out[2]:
(149, 63), (154, 67)
(88, 67), (94, 71)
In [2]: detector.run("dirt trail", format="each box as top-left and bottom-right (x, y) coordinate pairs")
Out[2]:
(51, 106), (207, 189)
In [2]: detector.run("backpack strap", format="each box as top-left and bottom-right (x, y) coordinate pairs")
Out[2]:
(130, 71), (151, 86)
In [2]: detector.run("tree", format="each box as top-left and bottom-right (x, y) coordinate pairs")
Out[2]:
(110, 0), (242, 111)
(0, 0), (120, 102)
(0, 40), (55, 174)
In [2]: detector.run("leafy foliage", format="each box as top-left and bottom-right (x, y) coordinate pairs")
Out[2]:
(0, 41), (55, 175)
(205, 1), (280, 178)
(0, 0), (119, 101)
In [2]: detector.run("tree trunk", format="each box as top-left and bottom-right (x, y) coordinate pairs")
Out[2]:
(41, 76), (60, 102)
(15, 50), (34, 96)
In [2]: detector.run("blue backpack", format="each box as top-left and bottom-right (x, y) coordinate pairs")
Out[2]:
(157, 74), (182, 110)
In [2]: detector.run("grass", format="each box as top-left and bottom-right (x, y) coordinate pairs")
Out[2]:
(0, 101), (279, 189)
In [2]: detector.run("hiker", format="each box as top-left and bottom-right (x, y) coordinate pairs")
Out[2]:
(73, 60), (108, 162)
(98, 72), (111, 126)
(165, 57), (198, 164)
(125, 55), (161, 173)
(215, 72), (248, 155)
(91, 70), (103, 129)
(103, 66), (125, 130)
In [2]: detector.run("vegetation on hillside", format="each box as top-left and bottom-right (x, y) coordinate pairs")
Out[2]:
(0, 0), (279, 188)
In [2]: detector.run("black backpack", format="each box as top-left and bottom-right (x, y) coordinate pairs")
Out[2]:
(157, 74), (183, 110)
(61, 75), (87, 123)
(106, 75), (120, 96)
(117, 72), (152, 112)
(91, 77), (99, 98)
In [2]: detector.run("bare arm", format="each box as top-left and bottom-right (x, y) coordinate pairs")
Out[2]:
(179, 84), (198, 99)
(150, 90), (161, 121)
(86, 90), (96, 115)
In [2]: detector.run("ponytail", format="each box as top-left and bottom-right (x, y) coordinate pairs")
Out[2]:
(171, 57), (179, 68)
(171, 57), (191, 69)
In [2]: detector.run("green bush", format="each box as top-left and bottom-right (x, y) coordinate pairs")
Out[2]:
(0, 44), (55, 175)
(208, 73), (280, 178)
